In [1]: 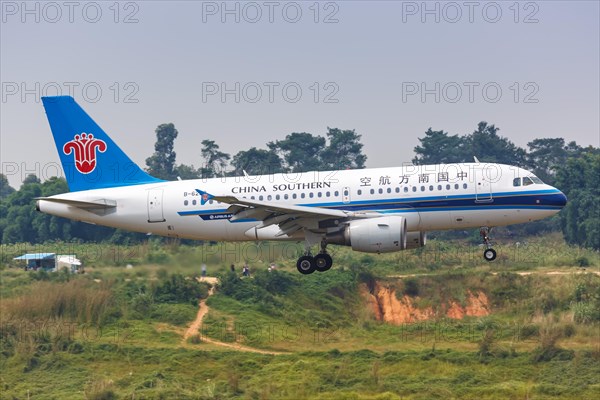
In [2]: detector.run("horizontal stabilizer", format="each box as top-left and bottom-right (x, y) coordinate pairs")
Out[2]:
(36, 197), (117, 209)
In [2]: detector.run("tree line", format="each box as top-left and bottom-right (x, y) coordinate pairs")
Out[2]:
(145, 124), (366, 180)
(1, 122), (598, 249)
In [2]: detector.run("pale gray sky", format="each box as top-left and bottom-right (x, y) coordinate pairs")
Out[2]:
(1, 1), (599, 188)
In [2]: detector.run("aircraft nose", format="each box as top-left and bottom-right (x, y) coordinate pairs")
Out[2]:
(557, 191), (567, 207)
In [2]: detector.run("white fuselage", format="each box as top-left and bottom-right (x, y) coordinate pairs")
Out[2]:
(37, 163), (566, 242)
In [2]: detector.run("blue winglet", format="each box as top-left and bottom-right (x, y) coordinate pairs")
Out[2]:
(195, 189), (214, 205)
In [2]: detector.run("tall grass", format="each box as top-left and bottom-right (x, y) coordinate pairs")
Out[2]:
(1, 279), (114, 325)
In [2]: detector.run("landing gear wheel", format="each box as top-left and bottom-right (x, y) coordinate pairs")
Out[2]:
(314, 253), (333, 272)
(483, 248), (497, 262)
(297, 255), (316, 274)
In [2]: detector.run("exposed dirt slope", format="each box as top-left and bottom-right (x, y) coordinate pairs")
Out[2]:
(361, 281), (490, 324)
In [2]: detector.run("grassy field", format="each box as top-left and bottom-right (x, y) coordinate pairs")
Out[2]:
(1, 235), (599, 399)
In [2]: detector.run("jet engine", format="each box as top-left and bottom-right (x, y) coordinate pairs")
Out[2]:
(328, 216), (407, 253)
(405, 231), (427, 249)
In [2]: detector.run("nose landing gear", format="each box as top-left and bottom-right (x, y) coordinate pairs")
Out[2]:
(480, 227), (497, 261)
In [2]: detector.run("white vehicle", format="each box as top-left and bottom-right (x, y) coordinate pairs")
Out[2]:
(37, 96), (567, 274)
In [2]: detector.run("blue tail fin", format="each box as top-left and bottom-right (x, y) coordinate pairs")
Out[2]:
(42, 96), (162, 192)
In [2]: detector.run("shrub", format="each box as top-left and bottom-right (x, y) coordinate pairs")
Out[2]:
(151, 303), (196, 326)
(575, 256), (590, 267)
(571, 302), (596, 324)
(253, 270), (298, 295)
(152, 274), (207, 304)
(403, 278), (420, 297)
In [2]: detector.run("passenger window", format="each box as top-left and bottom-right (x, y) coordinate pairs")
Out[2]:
(334, 191), (339, 196)
(357, 189), (362, 195)
(259, 195), (264, 201)
(292, 194), (297, 199)
(301, 193), (305, 199)
(284, 194), (289, 200)
(454, 184), (459, 189)
(326, 191), (330, 197)
(370, 189), (375, 195)
(275, 194), (280, 200)
(378, 188), (383, 194)
(412, 187), (417, 192)
(420, 186), (425, 192)
(429, 185), (434, 191)
(437, 185), (442, 190)
(387, 188), (392, 193)
(395, 187), (400, 193)
(446, 184), (451, 190)
(463, 183), (467, 189)
(191, 199), (196, 205)
(309, 193), (314, 198)
(267, 195), (272, 201)
(513, 178), (521, 187)
(523, 177), (534, 186)
(184, 200), (189, 206)
(343, 190), (349, 196)
(208, 200), (213, 204)
(404, 187), (409, 193)
(251, 196), (255, 200)
(317, 192), (322, 198)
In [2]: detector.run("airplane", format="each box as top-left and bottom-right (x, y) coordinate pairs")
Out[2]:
(36, 96), (567, 274)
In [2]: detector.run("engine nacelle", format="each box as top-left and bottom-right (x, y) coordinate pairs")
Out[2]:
(405, 231), (427, 249)
(329, 216), (407, 253)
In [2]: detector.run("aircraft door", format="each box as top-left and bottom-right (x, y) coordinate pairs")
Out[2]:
(475, 167), (493, 202)
(342, 186), (351, 204)
(148, 189), (166, 223)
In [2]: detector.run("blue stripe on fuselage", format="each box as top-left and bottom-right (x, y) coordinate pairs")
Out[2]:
(177, 189), (564, 219)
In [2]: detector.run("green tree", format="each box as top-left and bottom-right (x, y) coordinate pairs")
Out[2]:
(466, 122), (527, 165)
(175, 164), (200, 180)
(413, 122), (527, 166)
(321, 128), (367, 170)
(0, 174), (15, 199)
(527, 138), (573, 185)
(555, 150), (600, 250)
(2, 177), (43, 243)
(413, 128), (468, 164)
(199, 139), (230, 178)
(269, 132), (326, 172)
(145, 123), (179, 180)
(22, 174), (41, 185)
(231, 147), (283, 176)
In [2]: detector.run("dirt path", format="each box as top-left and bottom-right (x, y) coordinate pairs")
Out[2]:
(182, 277), (284, 355)
(183, 277), (217, 341)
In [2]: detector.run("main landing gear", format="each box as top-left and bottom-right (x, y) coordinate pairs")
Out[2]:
(480, 227), (497, 261)
(296, 239), (333, 274)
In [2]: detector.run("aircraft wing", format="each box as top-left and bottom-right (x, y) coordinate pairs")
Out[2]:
(196, 189), (375, 237)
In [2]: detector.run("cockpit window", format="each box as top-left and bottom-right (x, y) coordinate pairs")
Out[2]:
(523, 177), (534, 186)
(530, 176), (543, 184)
(513, 178), (521, 187)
